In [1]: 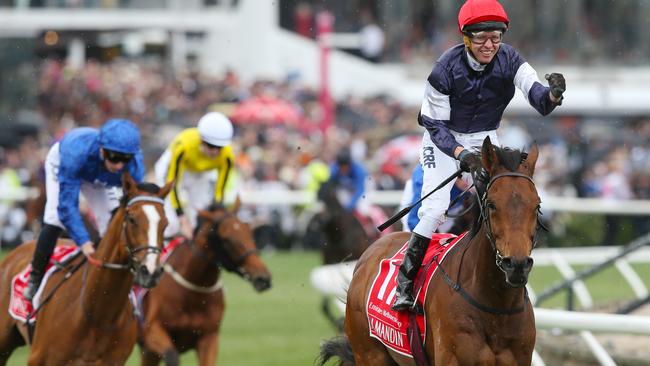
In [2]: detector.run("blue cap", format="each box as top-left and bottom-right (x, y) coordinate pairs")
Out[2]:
(98, 119), (141, 155)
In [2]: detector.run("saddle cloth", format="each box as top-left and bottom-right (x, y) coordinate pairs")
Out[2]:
(10, 245), (79, 323)
(366, 232), (466, 357)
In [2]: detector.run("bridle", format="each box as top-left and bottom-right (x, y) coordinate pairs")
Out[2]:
(434, 170), (545, 315)
(476, 171), (545, 269)
(86, 195), (165, 272)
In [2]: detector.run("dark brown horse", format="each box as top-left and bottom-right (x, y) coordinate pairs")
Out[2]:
(319, 137), (541, 365)
(0, 173), (172, 365)
(138, 197), (272, 366)
(311, 180), (371, 264)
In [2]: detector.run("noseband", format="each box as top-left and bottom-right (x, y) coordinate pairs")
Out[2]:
(86, 195), (164, 272)
(476, 172), (544, 268)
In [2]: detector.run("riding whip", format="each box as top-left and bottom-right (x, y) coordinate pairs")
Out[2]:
(377, 168), (463, 232)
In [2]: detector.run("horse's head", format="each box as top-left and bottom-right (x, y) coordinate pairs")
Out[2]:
(121, 172), (173, 288)
(195, 196), (272, 292)
(478, 136), (541, 287)
(317, 180), (342, 212)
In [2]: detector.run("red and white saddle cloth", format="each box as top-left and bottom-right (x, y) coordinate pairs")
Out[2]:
(131, 236), (185, 322)
(366, 232), (467, 357)
(9, 245), (79, 323)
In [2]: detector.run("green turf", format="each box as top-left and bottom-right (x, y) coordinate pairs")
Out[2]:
(2, 249), (649, 365)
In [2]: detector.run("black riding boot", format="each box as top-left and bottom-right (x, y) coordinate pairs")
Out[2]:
(24, 224), (62, 302)
(392, 232), (430, 311)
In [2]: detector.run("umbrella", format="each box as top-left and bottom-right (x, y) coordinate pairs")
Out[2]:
(375, 134), (422, 175)
(230, 96), (301, 125)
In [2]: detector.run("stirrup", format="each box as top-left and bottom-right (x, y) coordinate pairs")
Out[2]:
(391, 296), (415, 311)
(23, 282), (39, 302)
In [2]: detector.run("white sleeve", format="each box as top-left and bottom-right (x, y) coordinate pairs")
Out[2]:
(513, 62), (541, 102)
(420, 82), (450, 121)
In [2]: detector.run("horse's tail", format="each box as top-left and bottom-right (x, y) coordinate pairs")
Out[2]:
(317, 336), (355, 366)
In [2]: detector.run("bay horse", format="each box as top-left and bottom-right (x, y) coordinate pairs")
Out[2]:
(0, 173), (172, 365)
(138, 197), (272, 366)
(320, 137), (541, 365)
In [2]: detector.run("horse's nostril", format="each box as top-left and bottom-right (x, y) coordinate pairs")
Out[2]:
(501, 257), (514, 270)
(525, 257), (534, 269)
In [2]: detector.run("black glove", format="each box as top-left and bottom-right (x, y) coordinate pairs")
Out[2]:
(545, 73), (565, 102)
(458, 150), (482, 173)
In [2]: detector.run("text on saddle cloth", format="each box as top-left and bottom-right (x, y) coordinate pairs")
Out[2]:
(366, 232), (467, 357)
(10, 245), (79, 323)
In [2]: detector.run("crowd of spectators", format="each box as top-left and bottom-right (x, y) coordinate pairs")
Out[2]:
(1, 58), (649, 248)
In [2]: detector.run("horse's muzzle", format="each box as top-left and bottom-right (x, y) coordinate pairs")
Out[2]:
(252, 276), (272, 292)
(135, 265), (164, 288)
(498, 256), (533, 288)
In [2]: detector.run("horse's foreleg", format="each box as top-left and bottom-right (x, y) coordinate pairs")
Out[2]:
(195, 332), (219, 366)
(0, 325), (24, 366)
(141, 349), (161, 366)
(140, 322), (179, 366)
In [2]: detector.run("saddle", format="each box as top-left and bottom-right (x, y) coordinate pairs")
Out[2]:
(9, 245), (80, 323)
(366, 232), (466, 358)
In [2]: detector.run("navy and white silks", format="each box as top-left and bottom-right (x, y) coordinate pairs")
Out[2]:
(43, 128), (145, 245)
(413, 43), (558, 238)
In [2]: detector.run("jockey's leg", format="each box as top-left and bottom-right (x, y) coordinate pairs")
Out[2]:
(392, 133), (456, 311)
(391, 232), (430, 311)
(24, 224), (62, 301)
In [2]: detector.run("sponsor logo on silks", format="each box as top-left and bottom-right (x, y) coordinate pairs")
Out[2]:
(423, 146), (436, 168)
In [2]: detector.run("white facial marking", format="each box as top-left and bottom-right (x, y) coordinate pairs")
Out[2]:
(142, 205), (161, 273)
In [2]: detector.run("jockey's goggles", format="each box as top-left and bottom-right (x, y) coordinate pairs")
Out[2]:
(104, 149), (134, 164)
(466, 30), (503, 46)
(202, 141), (223, 150)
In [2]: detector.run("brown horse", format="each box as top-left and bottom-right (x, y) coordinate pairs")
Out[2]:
(319, 137), (541, 365)
(138, 197), (272, 366)
(0, 173), (172, 365)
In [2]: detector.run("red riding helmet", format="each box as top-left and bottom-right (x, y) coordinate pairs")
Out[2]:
(458, 0), (509, 33)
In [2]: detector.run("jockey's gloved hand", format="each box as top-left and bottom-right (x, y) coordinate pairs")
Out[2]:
(458, 149), (482, 173)
(545, 73), (565, 104)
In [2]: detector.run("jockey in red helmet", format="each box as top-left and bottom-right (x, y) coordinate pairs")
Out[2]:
(392, 0), (566, 311)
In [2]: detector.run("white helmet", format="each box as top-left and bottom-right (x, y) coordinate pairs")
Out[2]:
(197, 112), (234, 147)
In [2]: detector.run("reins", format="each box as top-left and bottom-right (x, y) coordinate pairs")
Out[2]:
(163, 213), (258, 293)
(435, 171), (539, 315)
(85, 195), (165, 272)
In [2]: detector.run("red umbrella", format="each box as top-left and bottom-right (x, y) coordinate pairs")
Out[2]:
(375, 134), (422, 175)
(230, 96), (301, 125)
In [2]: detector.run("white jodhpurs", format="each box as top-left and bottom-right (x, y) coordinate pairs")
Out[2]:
(412, 130), (499, 238)
(154, 149), (217, 238)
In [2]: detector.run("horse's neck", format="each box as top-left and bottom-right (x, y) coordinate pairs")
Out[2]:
(170, 241), (221, 287)
(83, 208), (133, 324)
(462, 227), (526, 308)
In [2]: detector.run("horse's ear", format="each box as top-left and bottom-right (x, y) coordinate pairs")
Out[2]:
(197, 209), (212, 221)
(522, 143), (539, 177)
(122, 172), (138, 198)
(230, 195), (241, 214)
(480, 136), (498, 174)
(158, 179), (174, 199)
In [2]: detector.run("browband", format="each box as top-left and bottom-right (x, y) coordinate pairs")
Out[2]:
(127, 196), (165, 207)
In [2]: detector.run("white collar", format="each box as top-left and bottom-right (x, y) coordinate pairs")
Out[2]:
(466, 50), (486, 72)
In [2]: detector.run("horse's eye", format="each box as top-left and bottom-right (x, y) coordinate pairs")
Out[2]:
(486, 201), (496, 210)
(127, 215), (137, 226)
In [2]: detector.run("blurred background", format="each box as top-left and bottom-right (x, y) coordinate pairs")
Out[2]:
(0, 1), (649, 365)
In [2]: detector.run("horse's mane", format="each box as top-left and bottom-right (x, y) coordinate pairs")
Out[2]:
(469, 145), (527, 235)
